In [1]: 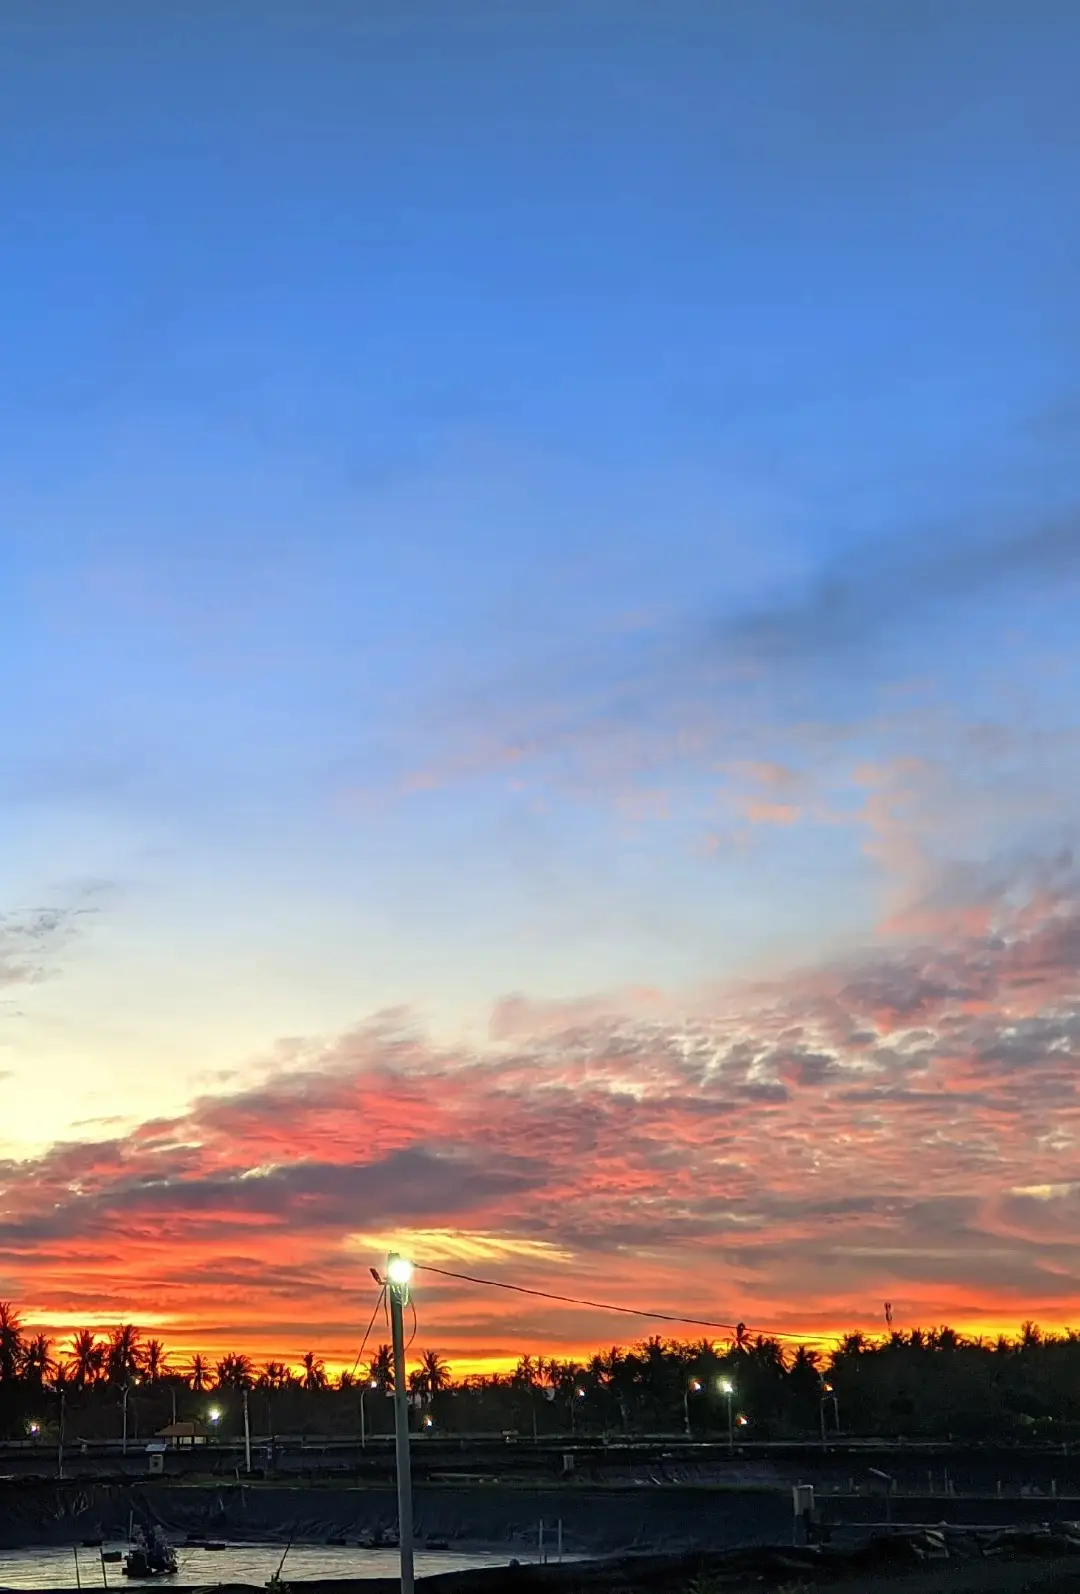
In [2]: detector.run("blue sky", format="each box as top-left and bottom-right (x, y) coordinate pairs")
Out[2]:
(3, 0), (1080, 1180)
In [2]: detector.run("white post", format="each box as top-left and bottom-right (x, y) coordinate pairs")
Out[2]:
(360, 1388), (366, 1451)
(557, 1520), (563, 1563)
(122, 1387), (129, 1456)
(388, 1254), (415, 1594)
(538, 1520), (544, 1565)
(243, 1389), (252, 1474)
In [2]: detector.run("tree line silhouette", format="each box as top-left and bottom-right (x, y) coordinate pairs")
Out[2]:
(1, 1301), (1077, 1442)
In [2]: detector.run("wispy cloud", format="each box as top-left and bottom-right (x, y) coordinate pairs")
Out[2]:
(0, 893), (102, 995)
(713, 512), (1080, 667)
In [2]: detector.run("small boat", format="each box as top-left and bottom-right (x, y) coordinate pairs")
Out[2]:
(123, 1531), (178, 1577)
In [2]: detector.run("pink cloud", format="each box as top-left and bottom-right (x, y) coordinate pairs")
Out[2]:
(2, 870), (1079, 1363)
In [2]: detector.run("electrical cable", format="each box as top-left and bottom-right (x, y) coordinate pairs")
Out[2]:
(346, 1286), (386, 1384)
(414, 1262), (810, 1341)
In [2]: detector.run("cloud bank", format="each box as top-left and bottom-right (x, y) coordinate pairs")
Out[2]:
(2, 858), (1078, 1365)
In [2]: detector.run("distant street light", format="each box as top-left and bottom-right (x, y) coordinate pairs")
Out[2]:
(121, 1383), (136, 1455)
(718, 1378), (735, 1450)
(820, 1381), (840, 1449)
(683, 1378), (702, 1436)
(359, 1378), (378, 1450)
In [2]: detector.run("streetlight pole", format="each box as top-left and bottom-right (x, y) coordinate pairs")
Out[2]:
(387, 1253), (415, 1594)
(683, 1379), (701, 1437)
(360, 1379), (377, 1450)
(821, 1381), (839, 1445)
(122, 1385), (130, 1456)
(58, 1387), (65, 1480)
(243, 1388), (252, 1474)
(719, 1379), (734, 1450)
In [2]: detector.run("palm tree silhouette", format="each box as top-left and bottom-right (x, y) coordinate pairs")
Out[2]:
(257, 1361), (292, 1390)
(301, 1352), (327, 1391)
(188, 1353), (209, 1392)
(143, 1339), (169, 1384)
(106, 1324), (142, 1385)
(215, 1353), (254, 1389)
(368, 1344), (394, 1393)
(418, 1350), (451, 1397)
(0, 1302), (24, 1384)
(69, 1330), (104, 1389)
(21, 1332), (56, 1386)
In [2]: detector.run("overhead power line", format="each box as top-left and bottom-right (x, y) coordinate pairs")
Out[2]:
(414, 1262), (810, 1341)
(346, 1285), (386, 1383)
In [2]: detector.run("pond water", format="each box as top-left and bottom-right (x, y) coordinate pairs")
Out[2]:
(0, 1543), (541, 1590)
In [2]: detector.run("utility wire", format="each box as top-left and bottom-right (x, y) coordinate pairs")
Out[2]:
(347, 1285), (386, 1383)
(415, 1262), (811, 1342)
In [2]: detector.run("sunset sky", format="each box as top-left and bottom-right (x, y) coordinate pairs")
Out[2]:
(3, 3), (1080, 1375)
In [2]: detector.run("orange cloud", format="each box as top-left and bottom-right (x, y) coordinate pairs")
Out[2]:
(2, 872), (1080, 1368)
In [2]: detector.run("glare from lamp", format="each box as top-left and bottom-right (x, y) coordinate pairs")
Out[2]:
(718, 1378), (734, 1395)
(386, 1255), (414, 1286)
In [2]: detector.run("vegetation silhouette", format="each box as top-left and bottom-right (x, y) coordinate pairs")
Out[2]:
(0, 1301), (1076, 1443)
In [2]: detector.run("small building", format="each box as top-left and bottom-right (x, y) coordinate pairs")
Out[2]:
(155, 1421), (209, 1448)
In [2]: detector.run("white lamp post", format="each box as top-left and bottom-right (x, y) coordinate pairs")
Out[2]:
(387, 1253), (415, 1594)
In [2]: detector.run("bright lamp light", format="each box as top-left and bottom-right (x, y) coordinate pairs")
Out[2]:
(718, 1378), (734, 1395)
(387, 1255), (413, 1286)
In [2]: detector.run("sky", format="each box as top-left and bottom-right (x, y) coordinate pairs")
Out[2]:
(2, 1), (1080, 1374)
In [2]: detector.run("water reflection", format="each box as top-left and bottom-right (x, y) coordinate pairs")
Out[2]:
(0, 1543), (526, 1589)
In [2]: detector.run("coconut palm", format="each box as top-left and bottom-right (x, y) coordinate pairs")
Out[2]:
(368, 1343), (394, 1393)
(188, 1353), (209, 1392)
(20, 1332), (56, 1386)
(511, 1355), (540, 1391)
(301, 1351), (327, 1391)
(142, 1339), (169, 1384)
(69, 1330), (104, 1389)
(419, 1350), (451, 1397)
(215, 1352), (254, 1389)
(105, 1324), (142, 1385)
(0, 1302), (24, 1384)
(257, 1361), (292, 1391)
